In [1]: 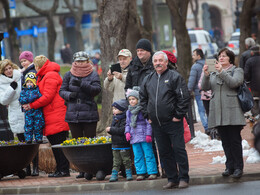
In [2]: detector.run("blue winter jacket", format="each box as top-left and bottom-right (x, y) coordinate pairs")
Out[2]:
(187, 59), (205, 96)
(125, 110), (152, 144)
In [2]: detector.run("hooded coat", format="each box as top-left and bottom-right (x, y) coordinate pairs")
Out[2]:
(30, 60), (69, 136)
(0, 69), (25, 134)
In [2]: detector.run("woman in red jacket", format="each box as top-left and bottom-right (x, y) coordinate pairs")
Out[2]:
(22, 55), (70, 178)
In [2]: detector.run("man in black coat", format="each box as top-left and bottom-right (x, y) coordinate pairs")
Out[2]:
(125, 38), (154, 90)
(244, 46), (260, 118)
(140, 51), (190, 189)
(239, 37), (255, 70)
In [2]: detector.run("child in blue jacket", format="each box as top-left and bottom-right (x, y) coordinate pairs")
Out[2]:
(19, 72), (44, 143)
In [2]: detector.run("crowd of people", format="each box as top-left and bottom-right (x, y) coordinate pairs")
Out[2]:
(0, 36), (259, 190)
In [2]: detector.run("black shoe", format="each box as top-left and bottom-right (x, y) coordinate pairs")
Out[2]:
(31, 154), (39, 176)
(48, 171), (60, 177)
(48, 171), (70, 177)
(36, 139), (43, 144)
(232, 169), (243, 178)
(222, 168), (234, 177)
(25, 165), (31, 176)
(76, 172), (84, 179)
(26, 140), (32, 144)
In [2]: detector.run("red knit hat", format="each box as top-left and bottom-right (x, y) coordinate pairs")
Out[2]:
(19, 51), (34, 63)
(162, 50), (177, 64)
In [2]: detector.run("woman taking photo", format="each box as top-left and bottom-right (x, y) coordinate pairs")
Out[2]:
(22, 55), (70, 178)
(0, 59), (25, 140)
(59, 51), (101, 178)
(201, 48), (246, 178)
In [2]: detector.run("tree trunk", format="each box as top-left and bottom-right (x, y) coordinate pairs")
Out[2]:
(254, 0), (260, 44)
(126, 0), (142, 57)
(190, 0), (199, 27)
(47, 16), (56, 61)
(96, 0), (130, 134)
(142, 0), (153, 41)
(64, 0), (84, 51)
(166, 0), (192, 81)
(23, 0), (59, 61)
(239, 0), (256, 56)
(2, 0), (20, 65)
(75, 21), (84, 51)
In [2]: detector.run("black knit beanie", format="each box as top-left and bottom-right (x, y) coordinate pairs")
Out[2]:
(136, 38), (152, 53)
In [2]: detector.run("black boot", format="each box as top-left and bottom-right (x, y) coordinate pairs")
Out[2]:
(25, 164), (31, 176)
(31, 153), (39, 176)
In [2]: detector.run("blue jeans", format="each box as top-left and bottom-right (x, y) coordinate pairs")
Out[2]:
(132, 142), (158, 175)
(195, 95), (208, 131)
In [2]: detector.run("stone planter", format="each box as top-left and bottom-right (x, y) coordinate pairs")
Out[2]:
(0, 143), (39, 180)
(53, 143), (113, 180)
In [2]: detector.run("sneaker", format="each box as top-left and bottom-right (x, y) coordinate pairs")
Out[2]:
(163, 182), (179, 189)
(148, 174), (157, 180)
(136, 175), (145, 181)
(222, 168), (234, 177)
(178, 180), (189, 188)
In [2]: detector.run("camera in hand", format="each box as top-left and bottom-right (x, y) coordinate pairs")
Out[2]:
(110, 63), (121, 74)
(205, 58), (217, 72)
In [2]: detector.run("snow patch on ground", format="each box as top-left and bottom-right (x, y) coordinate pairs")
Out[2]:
(190, 130), (260, 164)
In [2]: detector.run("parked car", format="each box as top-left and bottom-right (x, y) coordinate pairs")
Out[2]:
(226, 31), (240, 56)
(172, 29), (219, 58)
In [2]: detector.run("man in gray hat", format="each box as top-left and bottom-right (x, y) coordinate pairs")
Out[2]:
(104, 49), (132, 102)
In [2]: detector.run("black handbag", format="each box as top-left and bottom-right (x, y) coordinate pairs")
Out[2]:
(232, 69), (254, 113)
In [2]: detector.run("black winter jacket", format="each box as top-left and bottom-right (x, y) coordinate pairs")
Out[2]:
(140, 69), (190, 126)
(125, 54), (154, 90)
(59, 71), (101, 123)
(108, 113), (130, 149)
(244, 53), (260, 92)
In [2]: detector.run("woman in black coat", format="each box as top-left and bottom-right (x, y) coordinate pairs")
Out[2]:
(59, 51), (101, 178)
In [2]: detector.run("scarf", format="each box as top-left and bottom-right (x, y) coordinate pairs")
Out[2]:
(70, 61), (93, 77)
(128, 104), (143, 128)
(111, 112), (126, 126)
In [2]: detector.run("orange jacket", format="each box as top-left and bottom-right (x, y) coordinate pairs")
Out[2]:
(30, 59), (69, 136)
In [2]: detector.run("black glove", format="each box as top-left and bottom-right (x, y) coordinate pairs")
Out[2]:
(71, 79), (81, 87)
(69, 92), (78, 100)
(10, 81), (18, 90)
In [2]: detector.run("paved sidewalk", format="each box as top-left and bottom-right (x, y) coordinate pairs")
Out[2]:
(1, 121), (260, 194)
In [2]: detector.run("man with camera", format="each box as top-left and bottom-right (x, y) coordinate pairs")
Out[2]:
(104, 49), (132, 102)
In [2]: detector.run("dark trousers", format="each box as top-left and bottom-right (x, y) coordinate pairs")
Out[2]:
(217, 125), (244, 170)
(47, 131), (70, 173)
(68, 122), (97, 138)
(152, 120), (189, 183)
(202, 100), (210, 117)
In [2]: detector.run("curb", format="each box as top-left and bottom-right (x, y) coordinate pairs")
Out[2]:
(1, 173), (260, 194)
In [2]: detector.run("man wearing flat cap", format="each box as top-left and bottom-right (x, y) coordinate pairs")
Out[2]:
(125, 38), (154, 91)
(104, 49), (132, 102)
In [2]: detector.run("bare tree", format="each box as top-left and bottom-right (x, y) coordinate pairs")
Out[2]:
(23, 0), (59, 61)
(1, 0), (20, 65)
(64, 0), (84, 51)
(126, 0), (153, 56)
(96, 0), (130, 134)
(190, 0), (199, 27)
(239, 0), (256, 55)
(166, 0), (192, 81)
(254, 0), (260, 44)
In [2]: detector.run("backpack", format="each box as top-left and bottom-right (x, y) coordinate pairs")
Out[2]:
(232, 68), (254, 113)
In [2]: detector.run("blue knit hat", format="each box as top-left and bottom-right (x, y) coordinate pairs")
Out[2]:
(112, 99), (128, 112)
